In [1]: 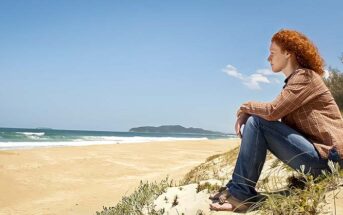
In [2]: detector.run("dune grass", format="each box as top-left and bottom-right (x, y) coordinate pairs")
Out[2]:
(257, 161), (343, 214)
(180, 146), (240, 185)
(180, 148), (343, 214)
(96, 177), (172, 215)
(96, 147), (343, 215)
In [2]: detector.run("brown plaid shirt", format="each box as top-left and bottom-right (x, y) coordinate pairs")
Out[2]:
(240, 68), (343, 159)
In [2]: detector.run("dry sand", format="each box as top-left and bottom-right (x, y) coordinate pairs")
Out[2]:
(0, 139), (240, 215)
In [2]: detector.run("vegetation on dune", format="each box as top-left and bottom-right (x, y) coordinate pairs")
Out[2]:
(96, 177), (172, 215)
(96, 145), (343, 214)
(257, 161), (343, 215)
(180, 146), (241, 186)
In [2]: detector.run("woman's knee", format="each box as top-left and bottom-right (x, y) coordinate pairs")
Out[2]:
(245, 115), (263, 127)
(241, 115), (263, 137)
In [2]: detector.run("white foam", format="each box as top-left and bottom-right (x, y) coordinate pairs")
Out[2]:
(16, 132), (45, 136)
(80, 136), (208, 142)
(16, 132), (45, 139)
(0, 136), (209, 150)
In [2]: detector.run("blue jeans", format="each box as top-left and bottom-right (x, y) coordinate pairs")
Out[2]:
(226, 115), (342, 202)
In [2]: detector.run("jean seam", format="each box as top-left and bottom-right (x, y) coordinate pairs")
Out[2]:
(251, 126), (259, 183)
(253, 119), (266, 182)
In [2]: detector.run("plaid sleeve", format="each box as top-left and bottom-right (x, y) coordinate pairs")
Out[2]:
(240, 69), (313, 121)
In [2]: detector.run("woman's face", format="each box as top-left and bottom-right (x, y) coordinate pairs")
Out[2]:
(267, 42), (289, 72)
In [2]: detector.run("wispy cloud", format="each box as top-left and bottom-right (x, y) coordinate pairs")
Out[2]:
(223, 65), (244, 80)
(223, 64), (282, 90)
(256, 69), (278, 76)
(243, 73), (270, 89)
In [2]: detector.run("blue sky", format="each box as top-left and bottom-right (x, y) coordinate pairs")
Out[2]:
(0, 1), (342, 133)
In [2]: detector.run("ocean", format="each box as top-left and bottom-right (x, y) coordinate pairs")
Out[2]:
(0, 127), (235, 150)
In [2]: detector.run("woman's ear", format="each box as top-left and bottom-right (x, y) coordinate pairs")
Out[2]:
(285, 51), (292, 59)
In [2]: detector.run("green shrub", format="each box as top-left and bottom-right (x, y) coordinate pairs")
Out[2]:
(96, 177), (171, 215)
(324, 67), (343, 111)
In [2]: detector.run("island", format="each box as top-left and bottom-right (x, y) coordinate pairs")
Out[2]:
(129, 125), (227, 135)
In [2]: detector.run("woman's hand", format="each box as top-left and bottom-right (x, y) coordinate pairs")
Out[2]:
(235, 111), (250, 138)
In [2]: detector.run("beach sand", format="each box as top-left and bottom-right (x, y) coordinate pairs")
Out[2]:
(0, 139), (240, 215)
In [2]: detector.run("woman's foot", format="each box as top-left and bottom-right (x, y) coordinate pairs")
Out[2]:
(209, 191), (253, 212)
(209, 187), (228, 200)
(209, 202), (234, 211)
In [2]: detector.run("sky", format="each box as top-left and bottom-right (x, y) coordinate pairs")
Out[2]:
(0, 0), (342, 133)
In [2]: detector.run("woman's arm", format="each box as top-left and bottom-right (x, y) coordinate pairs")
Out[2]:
(239, 69), (315, 121)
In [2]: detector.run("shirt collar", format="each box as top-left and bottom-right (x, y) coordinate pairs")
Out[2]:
(282, 68), (302, 89)
(283, 76), (290, 89)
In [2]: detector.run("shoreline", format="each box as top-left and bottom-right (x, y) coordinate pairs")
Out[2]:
(0, 137), (237, 151)
(0, 138), (240, 215)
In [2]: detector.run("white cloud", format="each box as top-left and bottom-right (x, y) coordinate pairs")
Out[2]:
(222, 65), (244, 80)
(256, 69), (284, 78)
(223, 64), (282, 90)
(256, 69), (275, 76)
(244, 74), (271, 90)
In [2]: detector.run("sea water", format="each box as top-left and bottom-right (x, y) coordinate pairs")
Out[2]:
(0, 127), (235, 150)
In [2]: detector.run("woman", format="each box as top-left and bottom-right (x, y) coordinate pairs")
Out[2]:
(209, 29), (343, 212)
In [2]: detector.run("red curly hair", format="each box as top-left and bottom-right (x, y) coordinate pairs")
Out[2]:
(271, 29), (325, 76)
